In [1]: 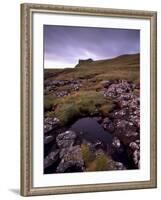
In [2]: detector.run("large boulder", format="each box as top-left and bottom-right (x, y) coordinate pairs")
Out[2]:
(56, 130), (77, 149)
(56, 145), (85, 173)
(128, 141), (140, 168)
(44, 135), (54, 144)
(44, 149), (59, 169)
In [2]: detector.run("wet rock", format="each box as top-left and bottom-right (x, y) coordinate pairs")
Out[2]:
(44, 149), (59, 169)
(44, 117), (60, 134)
(129, 142), (140, 151)
(93, 140), (104, 149)
(128, 141), (140, 168)
(56, 130), (77, 149)
(44, 135), (54, 144)
(133, 149), (140, 167)
(109, 160), (126, 170)
(56, 145), (85, 173)
(103, 117), (115, 132)
(103, 123), (115, 133)
(93, 116), (103, 124)
(112, 137), (121, 149)
(113, 162), (126, 170)
(111, 137), (124, 154)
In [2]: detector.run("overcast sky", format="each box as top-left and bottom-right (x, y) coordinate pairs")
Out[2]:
(44, 25), (140, 68)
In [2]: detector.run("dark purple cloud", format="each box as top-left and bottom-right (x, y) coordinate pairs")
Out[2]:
(44, 25), (140, 68)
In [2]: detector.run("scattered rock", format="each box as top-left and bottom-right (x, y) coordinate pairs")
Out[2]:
(44, 79), (83, 95)
(54, 91), (69, 98)
(44, 117), (60, 134)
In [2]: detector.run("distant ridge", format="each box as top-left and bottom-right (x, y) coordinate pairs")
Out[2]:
(75, 53), (140, 68)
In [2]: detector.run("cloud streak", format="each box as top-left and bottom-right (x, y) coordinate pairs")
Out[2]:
(44, 25), (140, 68)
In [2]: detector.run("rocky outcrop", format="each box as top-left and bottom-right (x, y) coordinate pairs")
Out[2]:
(102, 79), (140, 168)
(44, 79), (83, 96)
(78, 58), (93, 65)
(44, 77), (140, 172)
(55, 131), (84, 172)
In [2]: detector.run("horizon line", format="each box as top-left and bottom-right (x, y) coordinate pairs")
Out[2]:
(44, 52), (140, 69)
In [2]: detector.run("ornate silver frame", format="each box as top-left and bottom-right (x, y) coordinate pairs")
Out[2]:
(20, 3), (157, 196)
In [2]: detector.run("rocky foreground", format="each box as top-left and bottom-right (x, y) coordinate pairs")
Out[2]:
(44, 78), (140, 173)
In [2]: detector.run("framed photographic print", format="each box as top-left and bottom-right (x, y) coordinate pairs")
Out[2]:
(20, 3), (157, 196)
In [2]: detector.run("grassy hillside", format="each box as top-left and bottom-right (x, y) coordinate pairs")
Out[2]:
(45, 53), (139, 83)
(44, 53), (140, 126)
